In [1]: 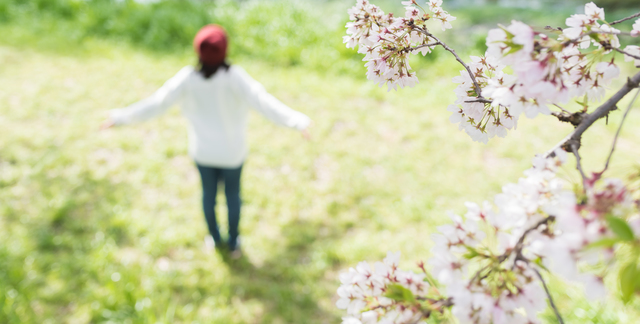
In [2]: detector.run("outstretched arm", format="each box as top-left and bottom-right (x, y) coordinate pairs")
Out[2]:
(107, 67), (192, 126)
(230, 66), (311, 131)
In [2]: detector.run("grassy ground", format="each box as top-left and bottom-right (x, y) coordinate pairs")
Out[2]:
(2, 2), (640, 323)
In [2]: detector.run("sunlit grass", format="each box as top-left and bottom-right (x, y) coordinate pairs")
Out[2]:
(1, 34), (640, 323)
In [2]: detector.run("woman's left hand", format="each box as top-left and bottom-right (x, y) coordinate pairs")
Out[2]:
(100, 119), (116, 130)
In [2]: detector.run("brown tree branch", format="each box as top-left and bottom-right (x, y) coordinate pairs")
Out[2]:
(545, 71), (640, 158)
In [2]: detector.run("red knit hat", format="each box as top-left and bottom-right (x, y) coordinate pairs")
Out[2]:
(193, 25), (228, 66)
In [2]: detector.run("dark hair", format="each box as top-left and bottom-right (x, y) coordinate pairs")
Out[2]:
(198, 60), (230, 79)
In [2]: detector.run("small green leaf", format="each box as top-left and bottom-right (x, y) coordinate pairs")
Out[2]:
(532, 257), (550, 272)
(463, 246), (480, 260)
(606, 216), (635, 242)
(585, 237), (621, 249)
(505, 43), (524, 55)
(619, 263), (638, 304)
(423, 271), (440, 289)
(574, 98), (588, 109)
(384, 283), (415, 303)
(588, 33), (601, 42)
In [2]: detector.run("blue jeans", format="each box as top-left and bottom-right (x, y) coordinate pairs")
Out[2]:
(196, 163), (243, 249)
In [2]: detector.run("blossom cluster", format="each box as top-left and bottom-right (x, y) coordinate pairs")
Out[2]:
(452, 2), (628, 143)
(346, 1), (639, 143)
(337, 252), (434, 324)
(428, 150), (568, 323)
(338, 151), (640, 323)
(542, 175), (638, 296)
(430, 151), (637, 323)
(343, 0), (455, 91)
(448, 55), (515, 143)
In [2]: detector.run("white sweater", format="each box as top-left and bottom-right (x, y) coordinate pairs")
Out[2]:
(110, 65), (311, 168)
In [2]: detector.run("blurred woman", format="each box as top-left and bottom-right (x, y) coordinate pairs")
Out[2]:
(102, 25), (311, 257)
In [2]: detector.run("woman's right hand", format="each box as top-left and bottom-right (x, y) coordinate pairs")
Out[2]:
(301, 121), (313, 140)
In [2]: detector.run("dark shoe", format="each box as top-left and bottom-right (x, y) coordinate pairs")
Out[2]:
(228, 237), (242, 259)
(204, 236), (223, 251)
(230, 248), (242, 259)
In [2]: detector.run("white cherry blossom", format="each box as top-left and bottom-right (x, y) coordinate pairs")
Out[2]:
(624, 45), (640, 67)
(632, 19), (640, 37)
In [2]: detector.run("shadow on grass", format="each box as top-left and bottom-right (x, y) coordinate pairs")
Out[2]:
(1, 162), (341, 323)
(0, 142), (346, 323)
(0, 162), (135, 323)
(214, 216), (342, 324)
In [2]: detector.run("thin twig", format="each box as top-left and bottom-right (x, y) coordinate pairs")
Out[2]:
(613, 47), (640, 61)
(508, 216), (554, 262)
(533, 268), (565, 324)
(407, 42), (439, 52)
(602, 88), (640, 173)
(571, 143), (587, 190)
(553, 104), (571, 113)
(544, 26), (562, 32)
(468, 263), (493, 286)
(464, 98), (493, 104)
(509, 216), (555, 270)
(610, 12), (640, 25)
(416, 296), (454, 308)
(545, 71), (640, 158)
(416, 28), (484, 98)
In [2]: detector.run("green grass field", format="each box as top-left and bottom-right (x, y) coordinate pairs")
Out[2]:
(1, 1), (640, 323)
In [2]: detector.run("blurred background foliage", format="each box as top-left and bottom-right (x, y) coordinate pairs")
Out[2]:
(0, 0), (635, 76)
(1, 0), (640, 323)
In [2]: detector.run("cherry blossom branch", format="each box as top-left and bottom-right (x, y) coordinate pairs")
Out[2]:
(544, 26), (562, 32)
(553, 104), (571, 114)
(610, 12), (640, 25)
(602, 88), (640, 173)
(545, 71), (640, 158)
(416, 28), (484, 98)
(341, 3), (640, 322)
(533, 268), (565, 324)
